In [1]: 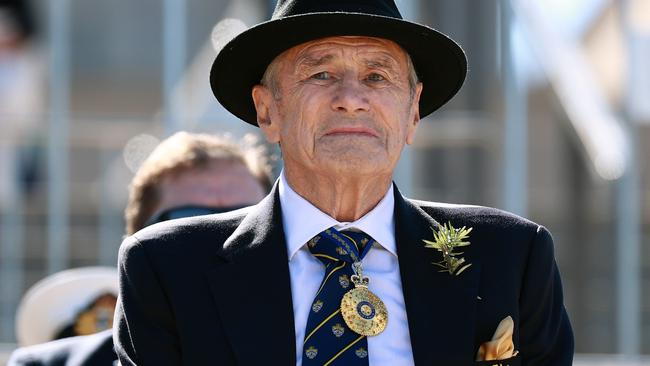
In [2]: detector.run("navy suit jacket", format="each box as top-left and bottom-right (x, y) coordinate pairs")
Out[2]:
(8, 330), (116, 366)
(114, 185), (573, 365)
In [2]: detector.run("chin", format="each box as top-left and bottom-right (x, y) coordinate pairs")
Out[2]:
(322, 156), (388, 176)
(314, 144), (391, 171)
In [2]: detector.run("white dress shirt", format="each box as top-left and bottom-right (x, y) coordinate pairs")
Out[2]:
(279, 172), (415, 365)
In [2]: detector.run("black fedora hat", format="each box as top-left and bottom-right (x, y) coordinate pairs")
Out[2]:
(210, 0), (467, 126)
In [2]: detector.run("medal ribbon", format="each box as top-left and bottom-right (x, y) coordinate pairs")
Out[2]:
(302, 227), (374, 366)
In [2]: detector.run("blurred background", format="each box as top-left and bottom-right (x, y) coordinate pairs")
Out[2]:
(0, 0), (648, 364)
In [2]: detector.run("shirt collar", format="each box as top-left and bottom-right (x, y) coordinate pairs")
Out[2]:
(278, 171), (396, 260)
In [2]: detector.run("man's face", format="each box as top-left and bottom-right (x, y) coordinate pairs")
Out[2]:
(155, 160), (266, 213)
(253, 36), (422, 179)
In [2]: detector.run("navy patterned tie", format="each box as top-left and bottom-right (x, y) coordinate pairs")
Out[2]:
(302, 227), (374, 366)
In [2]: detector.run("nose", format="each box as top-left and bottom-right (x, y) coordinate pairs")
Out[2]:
(331, 78), (370, 114)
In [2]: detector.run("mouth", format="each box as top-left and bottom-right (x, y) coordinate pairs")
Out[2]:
(324, 127), (378, 137)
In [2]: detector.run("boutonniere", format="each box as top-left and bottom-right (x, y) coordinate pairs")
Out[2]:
(422, 222), (473, 276)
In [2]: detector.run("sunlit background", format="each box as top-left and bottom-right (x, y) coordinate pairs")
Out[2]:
(0, 0), (649, 364)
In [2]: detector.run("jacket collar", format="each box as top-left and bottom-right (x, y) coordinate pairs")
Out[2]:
(278, 172), (397, 260)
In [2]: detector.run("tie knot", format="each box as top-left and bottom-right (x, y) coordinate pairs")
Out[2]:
(307, 227), (374, 265)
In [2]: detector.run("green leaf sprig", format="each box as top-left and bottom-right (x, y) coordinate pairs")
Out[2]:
(423, 222), (473, 276)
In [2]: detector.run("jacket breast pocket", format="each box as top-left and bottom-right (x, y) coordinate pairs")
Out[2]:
(474, 354), (521, 366)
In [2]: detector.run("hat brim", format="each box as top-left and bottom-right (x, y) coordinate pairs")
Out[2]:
(210, 12), (467, 126)
(15, 266), (118, 346)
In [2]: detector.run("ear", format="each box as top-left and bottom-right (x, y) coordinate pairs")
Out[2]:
(406, 82), (423, 145)
(252, 84), (280, 143)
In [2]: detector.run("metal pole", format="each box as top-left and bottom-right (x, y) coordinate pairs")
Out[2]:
(163, 0), (186, 134)
(98, 151), (121, 266)
(616, 0), (642, 355)
(500, 0), (528, 216)
(0, 149), (24, 341)
(47, 0), (71, 274)
(392, 0), (419, 197)
(615, 125), (641, 355)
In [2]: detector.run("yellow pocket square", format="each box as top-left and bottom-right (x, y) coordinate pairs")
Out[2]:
(476, 316), (519, 361)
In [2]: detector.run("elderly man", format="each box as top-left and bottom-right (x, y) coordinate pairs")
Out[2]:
(114, 1), (573, 365)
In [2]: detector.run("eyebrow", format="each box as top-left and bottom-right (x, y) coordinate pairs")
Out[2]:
(364, 57), (397, 70)
(296, 54), (335, 68)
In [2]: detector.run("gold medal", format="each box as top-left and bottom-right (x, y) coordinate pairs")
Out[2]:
(340, 262), (388, 336)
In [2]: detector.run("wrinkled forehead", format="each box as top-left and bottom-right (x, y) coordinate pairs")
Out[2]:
(273, 36), (411, 70)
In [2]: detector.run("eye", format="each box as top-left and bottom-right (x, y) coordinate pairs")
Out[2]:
(311, 71), (331, 80)
(366, 73), (386, 82)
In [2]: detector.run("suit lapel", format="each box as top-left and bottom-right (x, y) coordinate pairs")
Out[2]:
(394, 188), (481, 364)
(205, 186), (296, 365)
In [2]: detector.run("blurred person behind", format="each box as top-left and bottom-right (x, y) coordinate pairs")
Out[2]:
(125, 131), (272, 236)
(0, 0), (44, 206)
(7, 131), (272, 366)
